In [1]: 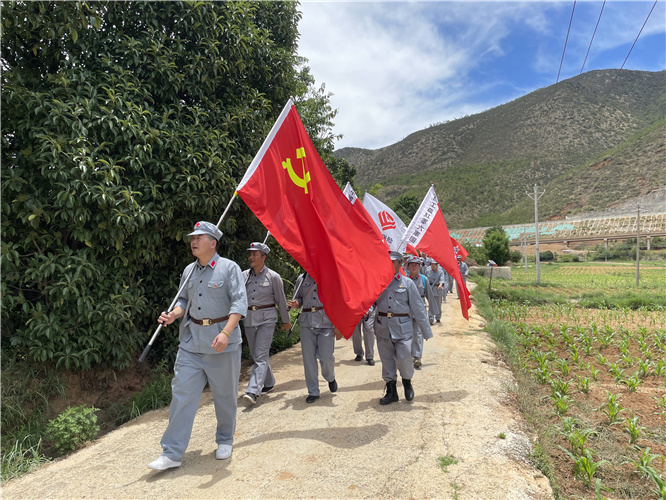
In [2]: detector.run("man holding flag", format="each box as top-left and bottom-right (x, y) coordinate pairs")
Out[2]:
(401, 186), (471, 320)
(374, 251), (433, 405)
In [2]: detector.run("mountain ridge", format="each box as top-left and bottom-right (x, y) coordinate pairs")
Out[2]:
(334, 69), (666, 228)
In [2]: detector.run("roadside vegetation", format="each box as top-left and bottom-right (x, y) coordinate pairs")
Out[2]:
(473, 261), (666, 499)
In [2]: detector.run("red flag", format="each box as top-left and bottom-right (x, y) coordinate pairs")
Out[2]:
(406, 243), (419, 256)
(402, 187), (471, 320)
(236, 100), (394, 338)
(451, 237), (469, 261)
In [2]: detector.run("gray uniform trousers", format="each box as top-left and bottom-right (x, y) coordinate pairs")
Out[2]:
(351, 315), (375, 361)
(300, 326), (336, 397)
(375, 333), (414, 383)
(160, 347), (241, 461)
(244, 323), (276, 395)
(428, 294), (443, 322)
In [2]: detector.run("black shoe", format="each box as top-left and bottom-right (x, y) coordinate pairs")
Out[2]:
(367, 359), (375, 366)
(306, 395), (319, 404)
(328, 379), (338, 393)
(261, 385), (274, 393)
(243, 393), (257, 404)
(403, 378), (414, 401)
(436, 320), (441, 323)
(379, 381), (399, 405)
(354, 355), (363, 362)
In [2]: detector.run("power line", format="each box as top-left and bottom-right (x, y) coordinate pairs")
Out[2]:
(621, 0), (659, 69)
(580, 0), (606, 74)
(557, 0), (577, 83)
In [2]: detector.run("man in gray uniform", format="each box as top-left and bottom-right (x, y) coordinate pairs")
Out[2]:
(242, 242), (291, 404)
(456, 255), (469, 298)
(351, 305), (376, 366)
(287, 274), (337, 403)
(406, 255), (435, 369)
(149, 221), (247, 470)
(374, 251), (433, 405)
(426, 260), (448, 324)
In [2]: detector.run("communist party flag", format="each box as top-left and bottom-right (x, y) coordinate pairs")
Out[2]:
(236, 100), (394, 338)
(451, 237), (469, 261)
(401, 187), (471, 320)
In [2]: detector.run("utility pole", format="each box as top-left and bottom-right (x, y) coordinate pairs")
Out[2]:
(527, 184), (545, 284)
(636, 203), (640, 287)
(523, 226), (528, 272)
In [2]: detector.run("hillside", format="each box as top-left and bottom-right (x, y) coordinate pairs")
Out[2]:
(334, 69), (666, 228)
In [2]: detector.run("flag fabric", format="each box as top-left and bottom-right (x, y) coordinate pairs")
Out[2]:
(362, 192), (407, 252)
(451, 237), (469, 261)
(401, 187), (471, 320)
(343, 183), (388, 244)
(236, 100), (395, 338)
(406, 243), (419, 256)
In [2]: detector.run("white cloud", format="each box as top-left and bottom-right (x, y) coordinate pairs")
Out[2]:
(296, 1), (665, 150)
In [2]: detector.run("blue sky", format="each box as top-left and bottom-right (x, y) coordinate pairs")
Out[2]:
(296, 1), (666, 150)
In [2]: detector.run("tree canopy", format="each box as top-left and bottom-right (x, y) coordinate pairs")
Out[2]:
(482, 226), (510, 265)
(1, 1), (340, 369)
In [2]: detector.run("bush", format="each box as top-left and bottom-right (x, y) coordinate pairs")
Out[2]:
(509, 250), (523, 264)
(539, 250), (554, 261)
(46, 405), (99, 454)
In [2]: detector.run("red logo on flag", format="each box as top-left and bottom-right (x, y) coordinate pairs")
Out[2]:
(378, 211), (396, 231)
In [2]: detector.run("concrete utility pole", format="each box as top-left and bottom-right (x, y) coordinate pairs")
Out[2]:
(523, 226), (528, 272)
(636, 203), (640, 287)
(527, 184), (545, 284)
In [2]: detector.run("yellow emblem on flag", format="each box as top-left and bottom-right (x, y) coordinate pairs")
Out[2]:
(282, 147), (311, 194)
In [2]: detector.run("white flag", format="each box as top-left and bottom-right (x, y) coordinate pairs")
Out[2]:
(343, 182), (358, 204)
(362, 192), (407, 252)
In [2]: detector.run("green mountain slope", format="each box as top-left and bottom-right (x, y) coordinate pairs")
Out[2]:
(335, 69), (666, 228)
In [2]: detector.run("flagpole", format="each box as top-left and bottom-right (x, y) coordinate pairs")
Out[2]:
(138, 192), (238, 363)
(287, 271), (308, 337)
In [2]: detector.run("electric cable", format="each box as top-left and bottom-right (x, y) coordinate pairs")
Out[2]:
(580, 0), (606, 74)
(620, 0), (659, 69)
(557, 0), (577, 83)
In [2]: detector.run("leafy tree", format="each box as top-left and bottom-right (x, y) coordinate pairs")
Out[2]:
(368, 183), (383, 196)
(1, 1), (331, 370)
(482, 226), (510, 265)
(393, 194), (419, 222)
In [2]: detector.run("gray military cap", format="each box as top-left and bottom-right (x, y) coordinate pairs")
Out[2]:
(188, 221), (223, 241)
(389, 250), (404, 261)
(407, 255), (421, 264)
(247, 242), (270, 255)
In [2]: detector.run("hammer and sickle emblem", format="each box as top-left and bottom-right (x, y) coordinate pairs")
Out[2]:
(282, 147), (311, 194)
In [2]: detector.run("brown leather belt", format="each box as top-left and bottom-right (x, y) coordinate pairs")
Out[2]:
(248, 304), (275, 311)
(191, 315), (229, 326)
(377, 311), (409, 318)
(303, 306), (324, 312)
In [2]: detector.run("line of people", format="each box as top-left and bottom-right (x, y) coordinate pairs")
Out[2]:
(148, 221), (453, 470)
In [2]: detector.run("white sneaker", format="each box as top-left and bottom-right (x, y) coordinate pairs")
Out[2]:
(216, 444), (232, 460)
(148, 454), (181, 470)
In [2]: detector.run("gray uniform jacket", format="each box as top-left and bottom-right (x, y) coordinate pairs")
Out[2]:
(374, 274), (433, 341)
(426, 267), (447, 297)
(242, 266), (290, 327)
(458, 262), (469, 277)
(293, 274), (333, 329)
(410, 273), (435, 307)
(175, 253), (248, 354)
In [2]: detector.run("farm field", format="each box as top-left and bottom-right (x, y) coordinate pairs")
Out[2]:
(482, 262), (665, 499)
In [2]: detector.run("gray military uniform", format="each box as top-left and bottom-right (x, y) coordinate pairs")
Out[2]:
(242, 265), (290, 396)
(352, 304), (375, 362)
(409, 272), (435, 359)
(456, 261), (469, 298)
(293, 274), (335, 397)
(161, 254), (247, 462)
(374, 274), (433, 383)
(426, 266), (448, 322)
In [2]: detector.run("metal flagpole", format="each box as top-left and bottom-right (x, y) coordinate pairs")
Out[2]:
(138, 192), (238, 362)
(287, 271), (308, 337)
(263, 231), (271, 244)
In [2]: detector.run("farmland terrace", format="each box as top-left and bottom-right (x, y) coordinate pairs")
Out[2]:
(451, 213), (666, 247)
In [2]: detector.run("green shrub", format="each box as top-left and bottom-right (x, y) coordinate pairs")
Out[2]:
(46, 405), (99, 454)
(1, 437), (49, 484)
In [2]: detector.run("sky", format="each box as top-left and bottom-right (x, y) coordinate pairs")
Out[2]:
(296, 0), (666, 150)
